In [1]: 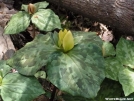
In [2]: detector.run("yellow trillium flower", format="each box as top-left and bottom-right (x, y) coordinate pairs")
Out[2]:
(58, 29), (74, 52)
(28, 3), (36, 14)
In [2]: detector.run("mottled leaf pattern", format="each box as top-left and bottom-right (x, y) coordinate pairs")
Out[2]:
(105, 37), (134, 96)
(1, 73), (45, 101)
(105, 57), (123, 81)
(46, 42), (105, 98)
(31, 9), (61, 31)
(72, 31), (103, 49)
(102, 41), (115, 57)
(116, 38), (134, 69)
(0, 60), (11, 77)
(7, 33), (56, 75)
(34, 1), (49, 10)
(4, 11), (30, 34)
(118, 68), (134, 96)
(7, 31), (104, 99)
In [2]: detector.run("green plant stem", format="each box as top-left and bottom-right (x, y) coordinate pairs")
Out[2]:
(50, 86), (57, 101)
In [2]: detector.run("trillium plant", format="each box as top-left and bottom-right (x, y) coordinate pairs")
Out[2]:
(3, 26), (105, 100)
(4, 1), (61, 37)
(2, 1), (134, 101)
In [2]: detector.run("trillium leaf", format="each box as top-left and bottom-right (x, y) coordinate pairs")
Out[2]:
(31, 9), (61, 31)
(116, 37), (134, 69)
(7, 33), (56, 76)
(72, 31), (103, 49)
(102, 41), (115, 57)
(118, 68), (134, 96)
(0, 60), (11, 78)
(105, 37), (134, 96)
(63, 30), (74, 52)
(46, 43), (105, 98)
(51, 31), (59, 47)
(4, 11), (30, 34)
(34, 1), (49, 10)
(105, 57), (123, 81)
(1, 73), (45, 101)
(21, 4), (28, 12)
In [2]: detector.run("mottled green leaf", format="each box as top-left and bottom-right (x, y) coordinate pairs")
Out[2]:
(46, 42), (105, 98)
(118, 68), (134, 96)
(51, 31), (59, 47)
(105, 57), (123, 81)
(104, 37), (134, 96)
(4, 11), (30, 34)
(31, 9), (61, 31)
(1, 73), (45, 101)
(34, 1), (49, 10)
(0, 60), (11, 78)
(72, 31), (103, 49)
(34, 71), (46, 79)
(116, 38), (134, 69)
(7, 33), (56, 76)
(102, 41), (115, 57)
(21, 4), (28, 12)
(92, 79), (122, 101)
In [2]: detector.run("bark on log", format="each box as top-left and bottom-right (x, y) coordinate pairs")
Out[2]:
(46, 0), (134, 35)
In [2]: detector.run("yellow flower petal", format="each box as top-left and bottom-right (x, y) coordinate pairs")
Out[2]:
(28, 3), (36, 14)
(63, 30), (74, 52)
(58, 29), (68, 47)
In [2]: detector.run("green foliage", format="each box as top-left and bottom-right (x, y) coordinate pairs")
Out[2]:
(4, 11), (30, 34)
(7, 31), (105, 99)
(0, 61), (45, 101)
(4, 1), (61, 34)
(60, 79), (123, 101)
(1, 73), (45, 101)
(31, 9), (61, 31)
(34, 71), (46, 79)
(7, 33), (56, 76)
(105, 37), (134, 96)
(102, 41), (115, 57)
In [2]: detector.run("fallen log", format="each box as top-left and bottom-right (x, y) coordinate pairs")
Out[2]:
(46, 0), (134, 35)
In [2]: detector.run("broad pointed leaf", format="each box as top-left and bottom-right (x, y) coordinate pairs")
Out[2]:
(4, 11), (30, 34)
(116, 38), (134, 69)
(105, 57), (123, 81)
(118, 68), (134, 96)
(73, 31), (103, 49)
(7, 34), (56, 75)
(31, 9), (61, 31)
(34, 1), (49, 10)
(1, 73), (45, 101)
(0, 60), (11, 78)
(102, 41), (115, 57)
(46, 43), (105, 98)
